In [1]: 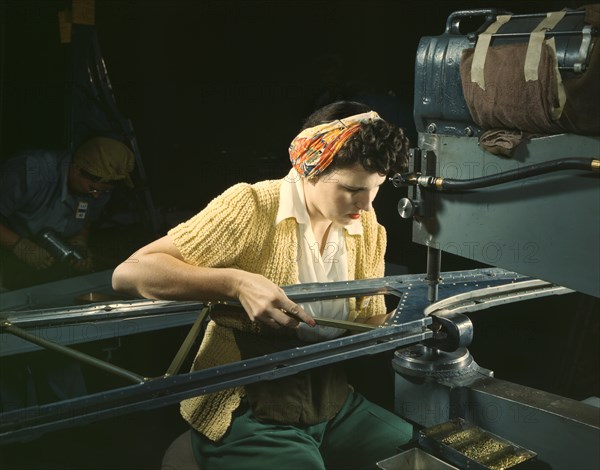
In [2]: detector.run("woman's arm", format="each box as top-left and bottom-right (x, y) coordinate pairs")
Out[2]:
(112, 235), (315, 329)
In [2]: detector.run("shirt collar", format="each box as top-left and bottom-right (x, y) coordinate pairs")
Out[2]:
(276, 169), (308, 225)
(276, 169), (363, 235)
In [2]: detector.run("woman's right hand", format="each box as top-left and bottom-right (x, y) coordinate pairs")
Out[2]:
(235, 271), (315, 329)
(111, 235), (314, 330)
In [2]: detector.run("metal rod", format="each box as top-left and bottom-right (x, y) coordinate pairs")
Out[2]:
(427, 246), (442, 303)
(313, 317), (378, 332)
(491, 30), (591, 38)
(0, 318), (431, 444)
(164, 306), (210, 377)
(0, 321), (147, 384)
(4, 270), (519, 329)
(2, 299), (206, 329)
(509, 11), (584, 19)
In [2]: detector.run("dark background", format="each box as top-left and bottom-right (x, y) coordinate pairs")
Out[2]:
(0, 1), (597, 469)
(1, 0), (587, 271)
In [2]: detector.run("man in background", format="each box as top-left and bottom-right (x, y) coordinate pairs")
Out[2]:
(0, 136), (135, 290)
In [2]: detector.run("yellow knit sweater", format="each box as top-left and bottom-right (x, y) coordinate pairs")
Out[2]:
(168, 178), (387, 441)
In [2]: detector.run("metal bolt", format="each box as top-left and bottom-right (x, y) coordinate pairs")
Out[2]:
(464, 126), (474, 137)
(427, 123), (437, 134)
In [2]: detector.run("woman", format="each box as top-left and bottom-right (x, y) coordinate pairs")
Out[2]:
(112, 101), (412, 469)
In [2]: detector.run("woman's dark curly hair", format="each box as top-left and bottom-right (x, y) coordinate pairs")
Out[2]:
(301, 101), (409, 177)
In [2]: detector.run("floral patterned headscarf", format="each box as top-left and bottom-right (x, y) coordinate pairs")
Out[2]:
(289, 111), (381, 178)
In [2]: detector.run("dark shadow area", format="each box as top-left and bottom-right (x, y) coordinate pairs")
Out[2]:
(0, 1), (596, 469)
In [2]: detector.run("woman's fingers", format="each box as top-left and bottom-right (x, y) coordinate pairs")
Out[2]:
(269, 309), (298, 328)
(255, 306), (308, 329)
(237, 272), (315, 329)
(277, 301), (316, 327)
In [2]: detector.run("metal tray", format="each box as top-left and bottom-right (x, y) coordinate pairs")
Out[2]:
(377, 448), (459, 470)
(418, 418), (537, 470)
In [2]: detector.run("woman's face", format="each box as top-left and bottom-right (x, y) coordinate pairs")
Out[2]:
(303, 163), (386, 226)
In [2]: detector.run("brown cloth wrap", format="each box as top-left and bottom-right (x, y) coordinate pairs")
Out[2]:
(461, 41), (564, 135)
(460, 5), (600, 139)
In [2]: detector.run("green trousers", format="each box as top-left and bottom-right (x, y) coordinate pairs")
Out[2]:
(190, 390), (413, 470)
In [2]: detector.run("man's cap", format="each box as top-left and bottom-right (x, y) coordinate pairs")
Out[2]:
(73, 137), (135, 187)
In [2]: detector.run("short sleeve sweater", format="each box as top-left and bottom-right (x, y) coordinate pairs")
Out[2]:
(168, 178), (387, 441)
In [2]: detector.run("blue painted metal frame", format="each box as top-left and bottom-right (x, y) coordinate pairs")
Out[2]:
(0, 268), (526, 444)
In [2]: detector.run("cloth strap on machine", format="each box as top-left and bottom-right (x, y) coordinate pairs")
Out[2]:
(525, 11), (567, 119)
(470, 14), (511, 90)
(471, 11), (567, 120)
(525, 11), (566, 81)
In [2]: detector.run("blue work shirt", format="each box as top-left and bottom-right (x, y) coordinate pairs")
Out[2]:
(0, 149), (110, 239)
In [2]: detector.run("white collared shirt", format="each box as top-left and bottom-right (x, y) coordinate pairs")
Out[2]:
(276, 169), (362, 342)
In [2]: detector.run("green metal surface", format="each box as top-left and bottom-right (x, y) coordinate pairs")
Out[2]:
(412, 133), (600, 297)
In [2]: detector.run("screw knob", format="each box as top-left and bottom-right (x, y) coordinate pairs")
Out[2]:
(398, 198), (419, 219)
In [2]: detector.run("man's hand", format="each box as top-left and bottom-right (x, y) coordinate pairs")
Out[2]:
(12, 238), (55, 270)
(70, 256), (95, 273)
(68, 236), (94, 273)
(235, 271), (315, 329)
